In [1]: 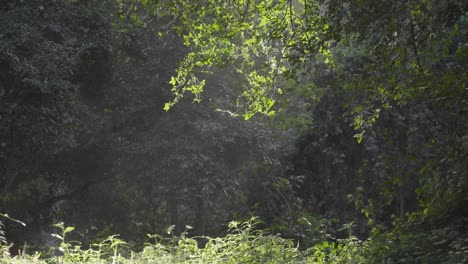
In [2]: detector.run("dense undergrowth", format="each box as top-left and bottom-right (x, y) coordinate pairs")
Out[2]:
(1, 215), (466, 264)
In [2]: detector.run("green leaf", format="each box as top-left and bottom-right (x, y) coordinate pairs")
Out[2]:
(51, 233), (63, 240)
(169, 76), (177, 86)
(64, 226), (75, 234)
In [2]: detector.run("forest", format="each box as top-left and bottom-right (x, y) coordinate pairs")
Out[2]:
(0, 0), (466, 263)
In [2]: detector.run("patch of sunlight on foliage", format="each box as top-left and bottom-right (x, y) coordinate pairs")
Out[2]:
(1, 216), (466, 263)
(0, 217), (308, 264)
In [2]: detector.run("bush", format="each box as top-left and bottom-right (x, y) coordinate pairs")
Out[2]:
(0, 218), (315, 263)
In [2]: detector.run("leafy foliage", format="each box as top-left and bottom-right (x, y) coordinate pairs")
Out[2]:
(125, 0), (329, 119)
(0, 218), (312, 263)
(1, 0), (466, 263)
(2, 0), (293, 249)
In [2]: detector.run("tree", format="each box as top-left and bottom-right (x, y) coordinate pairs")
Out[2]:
(0, 0), (119, 245)
(1, 0), (292, 246)
(1, 0), (466, 261)
(132, 0), (467, 259)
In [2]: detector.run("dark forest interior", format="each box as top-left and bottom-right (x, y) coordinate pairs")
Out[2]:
(0, 0), (466, 263)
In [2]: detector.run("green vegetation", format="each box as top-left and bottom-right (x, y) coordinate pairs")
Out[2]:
(1, 0), (466, 263)
(2, 216), (465, 263)
(2, 218), (306, 263)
